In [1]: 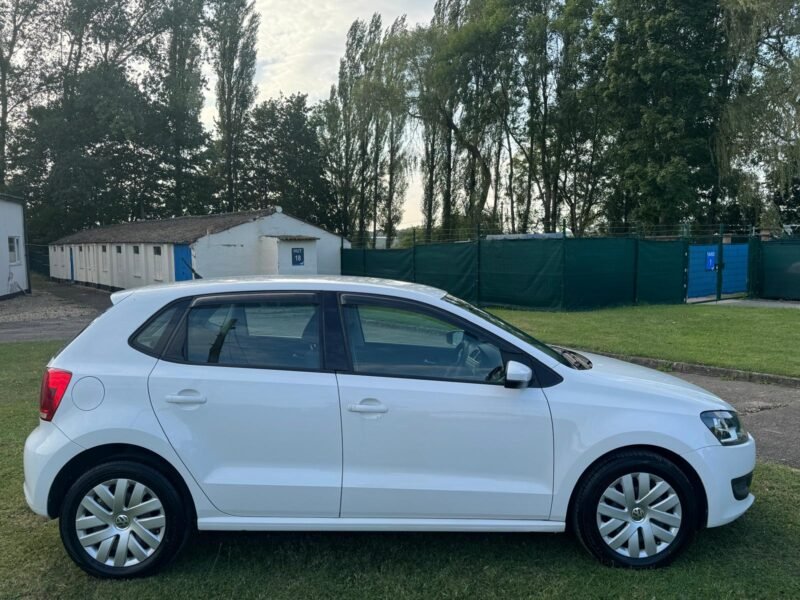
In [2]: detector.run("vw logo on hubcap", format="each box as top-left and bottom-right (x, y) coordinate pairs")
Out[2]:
(114, 514), (130, 529)
(630, 507), (645, 521)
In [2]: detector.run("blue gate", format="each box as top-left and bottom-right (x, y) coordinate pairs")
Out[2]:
(687, 243), (748, 299)
(173, 244), (193, 281)
(722, 243), (748, 294)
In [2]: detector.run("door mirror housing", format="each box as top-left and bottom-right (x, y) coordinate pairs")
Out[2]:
(504, 360), (533, 389)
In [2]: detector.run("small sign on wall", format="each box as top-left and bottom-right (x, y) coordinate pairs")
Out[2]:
(705, 250), (716, 271)
(292, 247), (304, 266)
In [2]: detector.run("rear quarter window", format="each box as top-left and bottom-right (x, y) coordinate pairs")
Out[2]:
(130, 300), (189, 356)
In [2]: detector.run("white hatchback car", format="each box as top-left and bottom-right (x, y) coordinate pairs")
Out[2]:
(25, 277), (755, 578)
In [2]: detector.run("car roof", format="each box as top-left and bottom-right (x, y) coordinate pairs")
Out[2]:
(111, 275), (447, 305)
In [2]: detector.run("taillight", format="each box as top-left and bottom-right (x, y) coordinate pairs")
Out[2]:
(39, 368), (72, 421)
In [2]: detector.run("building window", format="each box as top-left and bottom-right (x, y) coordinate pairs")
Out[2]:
(8, 237), (20, 264)
(101, 245), (109, 272)
(133, 245), (142, 277)
(153, 246), (163, 280)
(116, 245), (122, 254)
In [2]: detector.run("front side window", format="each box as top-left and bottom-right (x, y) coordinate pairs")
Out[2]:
(341, 300), (505, 383)
(170, 298), (321, 370)
(7, 236), (20, 264)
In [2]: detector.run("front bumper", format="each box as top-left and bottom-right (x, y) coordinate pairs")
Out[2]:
(682, 434), (756, 528)
(23, 421), (84, 517)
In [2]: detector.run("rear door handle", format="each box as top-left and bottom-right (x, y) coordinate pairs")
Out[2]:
(165, 394), (207, 405)
(347, 402), (388, 414)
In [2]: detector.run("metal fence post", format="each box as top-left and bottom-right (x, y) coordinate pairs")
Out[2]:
(412, 227), (417, 283)
(561, 219), (567, 309)
(475, 221), (481, 305)
(716, 224), (725, 301)
(632, 228), (640, 305)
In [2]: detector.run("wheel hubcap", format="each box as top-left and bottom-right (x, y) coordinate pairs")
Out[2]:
(596, 472), (682, 559)
(75, 478), (166, 568)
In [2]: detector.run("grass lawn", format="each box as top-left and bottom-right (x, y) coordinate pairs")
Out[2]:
(1, 341), (799, 598)
(493, 304), (800, 378)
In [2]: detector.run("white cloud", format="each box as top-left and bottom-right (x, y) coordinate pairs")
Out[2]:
(203, 0), (434, 227)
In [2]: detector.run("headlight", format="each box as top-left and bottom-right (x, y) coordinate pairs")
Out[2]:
(700, 410), (748, 446)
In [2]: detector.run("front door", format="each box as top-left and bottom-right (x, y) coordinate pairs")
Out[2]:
(147, 292), (342, 517)
(336, 295), (554, 520)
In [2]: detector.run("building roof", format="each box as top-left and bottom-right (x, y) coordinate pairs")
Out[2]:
(51, 209), (277, 245)
(0, 192), (24, 205)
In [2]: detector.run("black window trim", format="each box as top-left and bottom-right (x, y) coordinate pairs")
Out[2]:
(337, 293), (562, 388)
(156, 290), (329, 374)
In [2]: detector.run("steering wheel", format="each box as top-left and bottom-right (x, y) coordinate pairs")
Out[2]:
(444, 339), (470, 380)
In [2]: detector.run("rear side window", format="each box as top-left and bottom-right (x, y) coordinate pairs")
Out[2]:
(167, 297), (321, 370)
(130, 301), (188, 356)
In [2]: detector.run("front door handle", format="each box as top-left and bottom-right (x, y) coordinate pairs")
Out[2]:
(165, 393), (207, 405)
(347, 401), (388, 414)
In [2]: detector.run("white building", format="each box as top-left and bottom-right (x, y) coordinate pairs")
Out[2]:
(0, 193), (30, 299)
(49, 208), (350, 290)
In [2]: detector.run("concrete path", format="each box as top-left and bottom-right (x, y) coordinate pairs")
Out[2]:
(676, 373), (800, 469)
(0, 275), (110, 342)
(715, 298), (800, 309)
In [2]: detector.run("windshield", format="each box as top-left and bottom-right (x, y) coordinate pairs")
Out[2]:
(443, 295), (572, 367)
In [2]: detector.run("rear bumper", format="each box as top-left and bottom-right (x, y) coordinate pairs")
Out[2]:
(682, 434), (756, 528)
(23, 421), (83, 517)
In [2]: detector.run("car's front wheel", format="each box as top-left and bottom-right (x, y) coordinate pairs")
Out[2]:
(59, 460), (189, 578)
(571, 450), (699, 568)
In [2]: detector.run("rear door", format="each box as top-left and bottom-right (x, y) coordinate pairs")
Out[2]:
(147, 292), (342, 517)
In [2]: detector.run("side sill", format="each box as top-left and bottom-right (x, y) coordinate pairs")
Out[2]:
(197, 517), (565, 533)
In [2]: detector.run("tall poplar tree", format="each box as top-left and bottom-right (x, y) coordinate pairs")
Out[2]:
(207, 0), (259, 212)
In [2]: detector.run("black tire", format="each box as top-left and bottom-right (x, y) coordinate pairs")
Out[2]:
(570, 450), (698, 569)
(59, 460), (190, 579)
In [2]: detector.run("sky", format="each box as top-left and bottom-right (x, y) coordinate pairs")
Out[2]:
(201, 0), (435, 228)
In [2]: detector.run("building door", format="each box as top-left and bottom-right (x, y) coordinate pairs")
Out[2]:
(173, 244), (193, 281)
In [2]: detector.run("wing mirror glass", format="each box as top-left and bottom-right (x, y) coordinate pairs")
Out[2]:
(504, 360), (532, 389)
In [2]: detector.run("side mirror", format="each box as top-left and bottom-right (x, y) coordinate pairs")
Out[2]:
(504, 360), (532, 389)
(446, 330), (465, 347)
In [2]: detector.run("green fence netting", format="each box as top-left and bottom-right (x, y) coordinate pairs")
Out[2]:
(365, 249), (413, 281)
(341, 248), (366, 276)
(479, 239), (563, 309)
(415, 242), (478, 302)
(759, 240), (800, 300)
(636, 240), (687, 304)
(342, 238), (692, 309)
(564, 238), (637, 309)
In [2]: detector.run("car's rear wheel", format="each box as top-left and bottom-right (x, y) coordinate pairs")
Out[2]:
(59, 461), (189, 578)
(571, 450), (698, 568)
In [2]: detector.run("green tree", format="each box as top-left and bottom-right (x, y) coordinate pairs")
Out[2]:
(0, 0), (50, 189)
(151, 0), (209, 215)
(243, 94), (336, 229)
(206, 0), (259, 212)
(603, 0), (726, 228)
